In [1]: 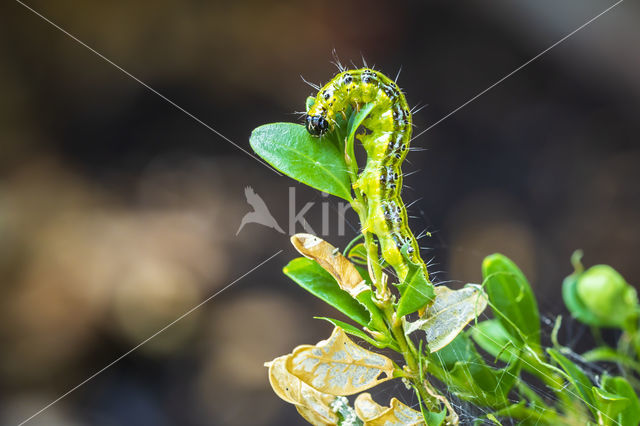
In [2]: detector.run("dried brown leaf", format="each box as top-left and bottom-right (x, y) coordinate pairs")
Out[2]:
(265, 355), (338, 424)
(287, 326), (395, 395)
(291, 233), (369, 296)
(354, 393), (425, 425)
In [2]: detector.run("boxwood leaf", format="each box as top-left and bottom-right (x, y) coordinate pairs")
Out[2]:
(250, 123), (352, 201)
(598, 375), (640, 426)
(265, 355), (340, 425)
(284, 257), (369, 327)
(289, 234), (386, 333)
(547, 348), (595, 416)
(482, 254), (541, 350)
(287, 327), (395, 395)
(354, 393), (425, 425)
(582, 347), (640, 372)
(346, 103), (376, 151)
(396, 246), (435, 317)
(562, 273), (605, 327)
(429, 333), (520, 408)
(592, 387), (629, 425)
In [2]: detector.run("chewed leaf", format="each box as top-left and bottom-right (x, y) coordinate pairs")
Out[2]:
(354, 393), (385, 420)
(396, 245), (435, 317)
(265, 355), (339, 425)
(354, 393), (425, 425)
(291, 233), (369, 297)
(287, 327), (395, 395)
(290, 235), (387, 333)
(405, 285), (488, 353)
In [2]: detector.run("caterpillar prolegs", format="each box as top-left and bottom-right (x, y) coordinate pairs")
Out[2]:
(305, 68), (429, 283)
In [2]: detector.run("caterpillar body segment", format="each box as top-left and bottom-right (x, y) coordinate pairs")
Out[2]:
(305, 68), (429, 283)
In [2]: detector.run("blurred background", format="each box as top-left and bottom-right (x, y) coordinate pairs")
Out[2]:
(1, 0), (639, 424)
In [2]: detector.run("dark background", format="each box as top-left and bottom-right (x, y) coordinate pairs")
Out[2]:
(1, 0), (639, 424)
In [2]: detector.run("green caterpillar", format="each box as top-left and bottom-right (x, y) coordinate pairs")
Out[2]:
(305, 68), (429, 282)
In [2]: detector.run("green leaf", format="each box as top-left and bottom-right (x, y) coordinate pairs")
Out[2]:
(424, 409), (447, 426)
(346, 103), (376, 152)
(355, 289), (386, 332)
(575, 265), (637, 328)
(471, 319), (547, 378)
(482, 254), (541, 350)
(563, 273), (607, 327)
(315, 317), (399, 352)
(284, 257), (369, 326)
(547, 348), (596, 416)
(396, 245), (435, 317)
(471, 319), (520, 360)
(582, 347), (640, 372)
(430, 333), (520, 408)
(592, 386), (629, 425)
(352, 266), (387, 333)
(250, 123), (352, 201)
(598, 375), (640, 426)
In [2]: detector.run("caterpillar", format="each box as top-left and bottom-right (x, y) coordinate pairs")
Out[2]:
(305, 68), (429, 283)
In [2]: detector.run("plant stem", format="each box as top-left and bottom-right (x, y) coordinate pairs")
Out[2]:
(343, 119), (444, 416)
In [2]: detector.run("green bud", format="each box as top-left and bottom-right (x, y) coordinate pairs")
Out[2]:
(576, 265), (637, 328)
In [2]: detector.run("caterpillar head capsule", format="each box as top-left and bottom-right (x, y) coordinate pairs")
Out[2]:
(305, 114), (329, 137)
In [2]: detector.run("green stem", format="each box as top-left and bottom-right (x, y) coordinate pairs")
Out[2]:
(364, 231), (384, 295)
(343, 113), (444, 416)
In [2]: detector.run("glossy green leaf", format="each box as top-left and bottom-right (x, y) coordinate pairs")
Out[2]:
(357, 292), (386, 334)
(598, 375), (640, 426)
(562, 273), (603, 326)
(582, 347), (640, 372)
(482, 254), (541, 350)
(470, 319), (515, 358)
(284, 257), (369, 326)
(396, 246), (435, 317)
(430, 333), (520, 408)
(414, 376), (447, 426)
(471, 319), (520, 361)
(351, 266), (387, 333)
(547, 348), (595, 416)
(593, 386), (629, 425)
(576, 265), (637, 328)
(424, 409), (447, 426)
(346, 103), (376, 150)
(471, 319), (548, 379)
(250, 123), (352, 201)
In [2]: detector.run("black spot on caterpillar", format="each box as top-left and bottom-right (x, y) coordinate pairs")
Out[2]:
(305, 68), (429, 282)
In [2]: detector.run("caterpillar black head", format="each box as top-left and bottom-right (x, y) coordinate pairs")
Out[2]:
(305, 114), (329, 137)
